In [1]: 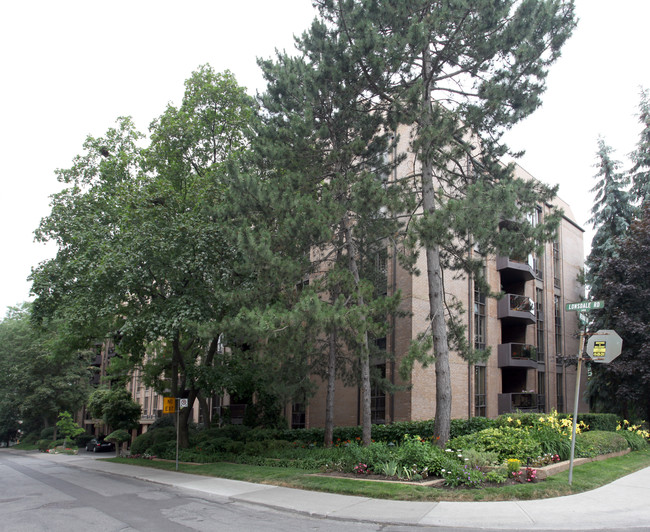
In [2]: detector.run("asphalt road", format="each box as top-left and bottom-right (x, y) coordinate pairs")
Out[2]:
(2, 450), (638, 532)
(2, 451), (450, 532)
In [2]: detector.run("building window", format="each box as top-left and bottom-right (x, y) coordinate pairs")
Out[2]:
(537, 371), (546, 412)
(475, 365), (487, 417)
(474, 275), (486, 350)
(291, 403), (306, 429)
(553, 240), (561, 288)
(536, 288), (545, 362)
(371, 363), (386, 424)
(554, 295), (562, 357)
(556, 373), (564, 412)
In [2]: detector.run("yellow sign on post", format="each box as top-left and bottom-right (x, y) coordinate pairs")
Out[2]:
(163, 397), (176, 414)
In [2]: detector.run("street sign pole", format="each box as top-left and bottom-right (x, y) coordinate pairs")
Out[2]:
(568, 324), (586, 485)
(175, 398), (180, 472)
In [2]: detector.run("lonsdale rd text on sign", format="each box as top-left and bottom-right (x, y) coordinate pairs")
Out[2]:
(565, 300), (604, 312)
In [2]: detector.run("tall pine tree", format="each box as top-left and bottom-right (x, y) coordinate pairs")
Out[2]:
(314, 0), (575, 444)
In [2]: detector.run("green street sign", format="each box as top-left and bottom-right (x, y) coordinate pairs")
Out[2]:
(565, 300), (604, 312)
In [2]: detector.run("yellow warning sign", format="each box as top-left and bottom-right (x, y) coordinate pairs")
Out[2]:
(592, 340), (606, 360)
(163, 397), (176, 414)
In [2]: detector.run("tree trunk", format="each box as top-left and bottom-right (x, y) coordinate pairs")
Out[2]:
(342, 214), (372, 446)
(419, 47), (452, 447)
(324, 329), (337, 447)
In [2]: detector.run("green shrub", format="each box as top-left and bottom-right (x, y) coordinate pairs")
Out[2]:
(131, 426), (176, 455)
(461, 449), (500, 468)
(22, 432), (40, 445)
(40, 427), (55, 440)
(616, 430), (649, 451)
(75, 433), (94, 447)
(450, 417), (497, 439)
(577, 413), (619, 431)
(37, 439), (51, 452)
(575, 430), (629, 457)
(448, 426), (541, 462)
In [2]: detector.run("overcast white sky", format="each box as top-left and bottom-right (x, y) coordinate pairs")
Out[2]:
(1, 1), (648, 317)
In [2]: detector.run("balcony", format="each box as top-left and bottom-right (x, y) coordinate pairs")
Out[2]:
(498, 392), (540, 414)
(498, 343), (541, 368)
(496, 255), (535, 282)
(497, 294), (536, 324)
(90, 353), (102, 367)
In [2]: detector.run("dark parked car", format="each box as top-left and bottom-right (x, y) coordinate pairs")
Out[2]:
(86, 438), (115, 452)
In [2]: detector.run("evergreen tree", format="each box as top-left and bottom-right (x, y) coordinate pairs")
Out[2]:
(314, 0), (575, 444)
(590, 204), (650, 420)
(230, 17), (412, 446)
(630, 88), (650, 206)
(585, 138), (634, 297)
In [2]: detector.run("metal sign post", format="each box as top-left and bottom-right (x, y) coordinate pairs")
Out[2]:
(568, 321), (586, 485)
(175, 398), (180, 471)
(565, 302), (622, 485)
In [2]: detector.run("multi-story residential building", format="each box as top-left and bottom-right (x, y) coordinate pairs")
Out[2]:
(119, 155), (586, 434)
(302, 162), (586, 429)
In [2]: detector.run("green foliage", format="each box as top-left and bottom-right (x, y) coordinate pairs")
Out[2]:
(442, 464), (486, 488)
(89, 387), (141, 430)
(576, 430), (629, 458)
(40, 427), (55, 440)
(75, 433), (94, 447)
(56, 411), (85, 445)
(130, 426), (176, 455)
(448, 426), (541, 462)
(578, 413), (620, 432)
(0, 304), (91, 435)
(616, 430), (649, 452)
(106, 429), (131, 445)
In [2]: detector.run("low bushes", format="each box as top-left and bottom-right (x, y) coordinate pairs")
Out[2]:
(127, 410), (648, 488)
(447, 426), (541, 462)
(576, 430), (629, 457)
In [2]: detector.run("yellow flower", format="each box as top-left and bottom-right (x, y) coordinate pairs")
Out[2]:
(507, 417), (513, 423)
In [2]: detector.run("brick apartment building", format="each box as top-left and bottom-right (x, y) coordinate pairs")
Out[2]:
(304, 161), (586, 429)
(114, 151), (586, 435)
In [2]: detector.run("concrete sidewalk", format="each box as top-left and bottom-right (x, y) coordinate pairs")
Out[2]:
(24, 451), (650, 530)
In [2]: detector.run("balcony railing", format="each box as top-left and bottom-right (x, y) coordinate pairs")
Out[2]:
(497, 294), (536, 324)
(496, 255), (535, 282)
(498, 392), (540, 415)
(498, 343), (541, 368)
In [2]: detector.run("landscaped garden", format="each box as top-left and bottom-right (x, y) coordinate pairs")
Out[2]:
(111, 411), (650, 501)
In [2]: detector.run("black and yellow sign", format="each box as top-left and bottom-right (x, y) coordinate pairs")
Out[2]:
(592, 340), (606, 360)
(163, 397), (176, 414)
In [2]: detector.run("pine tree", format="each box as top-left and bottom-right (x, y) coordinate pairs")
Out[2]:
(314, 0), (576, 444)
(231, 16), (413, 446)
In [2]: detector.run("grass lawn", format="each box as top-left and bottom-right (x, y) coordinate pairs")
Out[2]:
(109, 448), (650, 502)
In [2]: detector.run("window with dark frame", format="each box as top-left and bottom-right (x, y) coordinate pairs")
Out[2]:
(474, 271), (486, 351)
(371, 362), (386, 424)
(553, 240), (561, 288)
(556, 373), (564, 412)
(537, 371), (546, 412)
(291, 403), (306, 429)
(475, 365), (487, 417)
